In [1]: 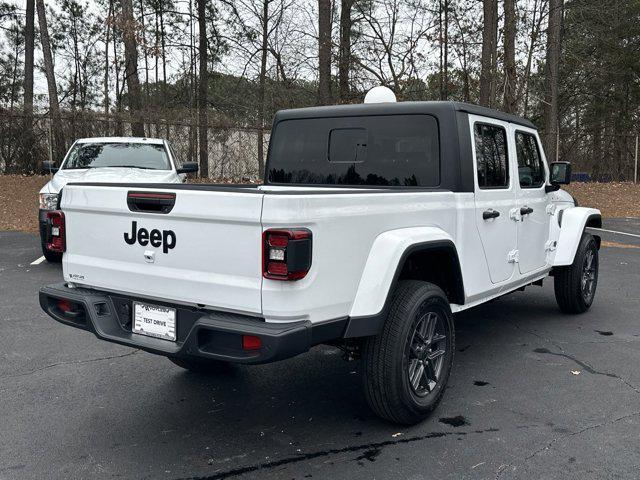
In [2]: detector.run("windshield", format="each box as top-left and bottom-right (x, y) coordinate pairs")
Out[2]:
(267, 114), (440, 187)
(63, 143), (171, 170)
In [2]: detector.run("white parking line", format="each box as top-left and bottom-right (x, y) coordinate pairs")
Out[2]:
(588, 227), (640, 239)
(30, 256), (46, 265)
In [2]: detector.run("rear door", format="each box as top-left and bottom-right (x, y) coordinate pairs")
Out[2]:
(61, 184), (264, 314)
(470, 115), (518, 284)
(514, 128), (551, 274)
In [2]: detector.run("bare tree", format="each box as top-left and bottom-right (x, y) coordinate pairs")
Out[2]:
(543, 0), (563, 161)
(21, 0), (35, 170)
(318, 0), (332, 104)
(503, 0), (516, 113)
(338, 0), (354, 102)
(256, 0), (270, 178)
(121, 0), (145, 136)
(438, 0), (449, 100)
(354, 0), (433, 97)
(36, 0), (66, 162)
(479, 0), (497, 107)
(517, 0), (546, 116)
(197, 0), (208, 177)
(104, 0), (113, 116)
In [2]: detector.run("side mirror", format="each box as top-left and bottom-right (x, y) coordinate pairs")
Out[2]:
(176, 162), (198, 175)
(546, 161), (571, 192)
(550, 161), (571, 184)
(42, 161), (58, 174)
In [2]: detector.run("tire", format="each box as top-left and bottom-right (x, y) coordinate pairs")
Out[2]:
(362, 280), (455, 424)
(41, 243), (62, 263)
(168, 357), (232, 374)
(554, 232), (599, 314)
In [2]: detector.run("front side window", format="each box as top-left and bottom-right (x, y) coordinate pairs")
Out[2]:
(474, 123), (509, 189)
(267, 114), (440, 187)
(515, 131), (545, 188)
(63, 143), (171, 170)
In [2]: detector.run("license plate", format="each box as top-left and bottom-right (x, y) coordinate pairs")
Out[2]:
(132, 302), (176, 341)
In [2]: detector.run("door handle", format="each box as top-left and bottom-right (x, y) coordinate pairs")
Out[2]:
(483, 209), (500, 220)
(520, 206), (534, 216)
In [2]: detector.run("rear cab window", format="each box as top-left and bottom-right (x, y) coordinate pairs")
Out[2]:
(515, 131), (545, 188)
(473, 123), (509, 189)
(267, 115), (440, 187)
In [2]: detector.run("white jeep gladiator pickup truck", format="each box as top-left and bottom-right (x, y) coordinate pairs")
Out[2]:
(39, 101), (601, 424)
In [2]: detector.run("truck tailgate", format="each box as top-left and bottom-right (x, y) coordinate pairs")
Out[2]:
(61, 184), (264, 314)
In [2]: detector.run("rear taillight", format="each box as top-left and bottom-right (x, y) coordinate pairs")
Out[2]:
(262, 228), (312, 281)
(46, 210), (66, 253)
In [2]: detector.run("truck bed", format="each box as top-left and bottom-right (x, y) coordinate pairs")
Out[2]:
(60, 182), (466, 323)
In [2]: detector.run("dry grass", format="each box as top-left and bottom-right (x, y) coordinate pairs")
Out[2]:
(0, 174), (638, 234)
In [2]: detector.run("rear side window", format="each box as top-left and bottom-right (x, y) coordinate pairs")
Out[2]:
(267, 115), (440, 187)
(515, 131), (545, 188)
(474, 123), (509, 189)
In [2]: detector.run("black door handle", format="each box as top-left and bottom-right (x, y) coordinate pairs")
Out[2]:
(520, 206), (534, 216)
(483, 209), (500, 220)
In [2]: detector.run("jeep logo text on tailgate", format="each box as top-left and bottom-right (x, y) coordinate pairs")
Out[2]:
(124, 221), (176, 253)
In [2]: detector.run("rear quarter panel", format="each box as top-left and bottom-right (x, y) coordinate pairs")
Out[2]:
(261, 191), (488, 323)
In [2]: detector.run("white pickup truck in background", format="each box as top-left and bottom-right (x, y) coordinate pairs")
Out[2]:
(39, 101), (601, 424)
(38, 137), (198, 262)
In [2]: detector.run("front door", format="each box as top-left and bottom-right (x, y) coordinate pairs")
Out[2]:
(470, 115), (518, 284)
(514, 129), (551, 274)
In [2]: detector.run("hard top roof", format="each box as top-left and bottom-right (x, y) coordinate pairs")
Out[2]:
(273, 100), (536, 129)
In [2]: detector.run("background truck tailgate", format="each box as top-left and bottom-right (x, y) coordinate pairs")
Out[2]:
(61, 184), (264, 314)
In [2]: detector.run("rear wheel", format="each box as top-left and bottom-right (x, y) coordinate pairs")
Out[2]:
(554, 233), (599, 314)
(168, 357), (231, 374)
(362, 280), (455, 424)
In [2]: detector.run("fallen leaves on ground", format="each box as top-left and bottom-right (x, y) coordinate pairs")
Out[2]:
(565, 182), (640, 218)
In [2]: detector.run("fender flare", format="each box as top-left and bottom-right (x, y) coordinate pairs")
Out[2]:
(553, 207), (602, 266)
(344, 227), (463, 338)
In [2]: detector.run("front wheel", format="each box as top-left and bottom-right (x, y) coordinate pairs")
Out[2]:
(362, 280), (455, 424)
(554, 233), (599, 314)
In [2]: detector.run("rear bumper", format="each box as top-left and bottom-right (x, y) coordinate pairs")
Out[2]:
(39, 283), (347, 364)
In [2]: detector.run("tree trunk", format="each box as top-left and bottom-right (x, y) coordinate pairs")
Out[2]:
(138, 0), (149, 136)
(197, 0), (208, 177)
(443, 0), (449, 100)
(21, 0), (35, 173)
(518, 0), (544, 117)
(188, 0), (196, 164)
(338, 0), (353, 103)
(479, 0), (497, 107)
(438, 0), (443, 99)
(503, 0), (517, 113)
(543, 0), (564, 161)
(36, 0), (66, 163)
(318, 0), (332, 105)
(121, 0), (145, 136)
(104, 0), (113, 116)
(257, 0), (269, 179)
(113, 27), (123, 136)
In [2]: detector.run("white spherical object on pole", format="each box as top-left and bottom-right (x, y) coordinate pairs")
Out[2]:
(364, 86), (397, 104)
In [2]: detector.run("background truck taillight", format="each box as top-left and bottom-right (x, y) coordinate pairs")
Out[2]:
(46, 210), (66, 253)
(263, 228), (312, 280)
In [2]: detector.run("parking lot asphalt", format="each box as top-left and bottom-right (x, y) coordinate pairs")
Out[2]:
(1, 219), (639, 480)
